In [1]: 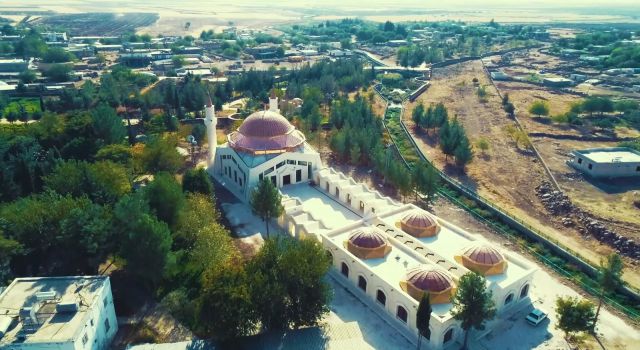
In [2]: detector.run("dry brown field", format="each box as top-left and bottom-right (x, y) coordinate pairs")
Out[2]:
(405, 60), (640, 287)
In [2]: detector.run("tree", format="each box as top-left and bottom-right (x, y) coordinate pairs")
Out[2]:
(44, 63), (73, 82)
(115, 194), (173, 286)
(451, 272), (497, 350)
(144, 172), (185, 228)
(197, 262), (256, 340)
(250, 178), (284, 238)
(96, 144), (133, 167)
(43, 47), (74, 63)
(529, 100), (550, 118)
(248, 236), (332, 330)
(594, 253), (623, 330)
(475, 137), (490, 155)
(182, 168), (213, 196)
(44, 160), (131, 205)
(91, 104), (126, 145)
(504, 102), (515, 117)
(191, 124), (206, 144)
(411, 163), (438, 202)
(172, 55), (186, 68)
(416, 293), (432, 350)
(412, 103), (425, 130)
(18, 69), (37, 84)
(454, 136), (473, 169)
(555, 296), (595, 339)
(139, 136), (183, 174)
(501, 93), (510, 106)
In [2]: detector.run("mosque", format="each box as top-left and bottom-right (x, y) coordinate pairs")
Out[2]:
(204, 95), (536, 349)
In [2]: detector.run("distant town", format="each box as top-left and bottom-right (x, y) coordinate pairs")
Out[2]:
(0, 5), (639, 350)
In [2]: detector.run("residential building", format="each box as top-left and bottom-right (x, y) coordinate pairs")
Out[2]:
(0, 276), (118, 350)
(568, 147), (640, 178)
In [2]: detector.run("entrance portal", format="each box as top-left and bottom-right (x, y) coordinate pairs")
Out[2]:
(283, 174), (291, 185)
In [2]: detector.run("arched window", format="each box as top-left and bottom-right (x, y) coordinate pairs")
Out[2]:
(335, 187), (340, 198)
(341, 262), (349, 277)
(359, 201), (365, 212)
(520, 284), (529, 299)
(443, 328), (454, 343)
(325, 182), (330, 191)
(357, 275), (367, 291)
(396, 305), (408, 323)
(505, 293), (514, 305)
(376, 290), (386, 306)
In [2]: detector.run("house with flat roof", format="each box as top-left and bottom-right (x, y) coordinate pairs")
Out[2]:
(0, 276), (118, 350)
(568, 147), (640, 178)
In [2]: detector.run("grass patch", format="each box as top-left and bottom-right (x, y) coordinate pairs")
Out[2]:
(384, 108), (421, 166)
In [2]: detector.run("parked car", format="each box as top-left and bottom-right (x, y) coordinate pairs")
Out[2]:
(526, 308), (548, 326)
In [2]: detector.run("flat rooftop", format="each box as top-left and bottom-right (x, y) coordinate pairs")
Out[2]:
(378, 209), (532, 289)
(576, 147), (640, 163)
(0, 276), (108, 346)
(282, 183), (362, 234)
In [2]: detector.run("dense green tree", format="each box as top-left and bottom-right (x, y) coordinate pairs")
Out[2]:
(115, 193), (173, 286)
(144, 172), (185, 228)
(18, 69), (37, 84)
(43, 47), (74, 63)
(182, 168), (213, 196)
(411, 163), (439, 202)
(44, 160), (130, 204)
(247, 236), (332, 330)
(451, 272), (497, 350)
(191, 124), (206, 144)
(250, 178), (284, 237)
(454, 136), (474, 169)
(594, 253), (623, 330)
(1, 193), (114, 274)
(412, 103), (425, 130)
(91, 104), (126, 145)
(197, 262), (256, 340)
(139, 136), (183, 174)
(95, 144), (133, 166)
(555, 296), (595, 338)
(44, 63), (73, 82)
(0, 232), (22, 284)
(528, 100), (550, 118)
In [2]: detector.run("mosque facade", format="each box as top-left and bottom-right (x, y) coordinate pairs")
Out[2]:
(205, 96), (536, 349)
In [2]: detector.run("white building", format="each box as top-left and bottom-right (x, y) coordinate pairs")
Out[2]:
(206, 92), (322, 202)
(0, 276), (118, 350)
(568, 147), (640, 178)
(206, 99), (536, 349)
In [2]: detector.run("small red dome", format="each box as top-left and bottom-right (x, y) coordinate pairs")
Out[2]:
(238, 110), (294, 137)
(401, 210), (437, 229)
(348, 228), (387, 249)
(461, 244), (505, 265)
(406, 266), (453, 293)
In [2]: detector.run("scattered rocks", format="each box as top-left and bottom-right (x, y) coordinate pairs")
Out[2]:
(535, 181), (640, 260)
(535, 182), (572, 215)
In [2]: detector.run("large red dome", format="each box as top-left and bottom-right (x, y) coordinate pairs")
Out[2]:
(238, 110), (295, 137)
(228, 110), (306, 154)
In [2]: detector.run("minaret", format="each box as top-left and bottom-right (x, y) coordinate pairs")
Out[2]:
(204, 96), (217, 166)
(269, 89), (279, 113)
